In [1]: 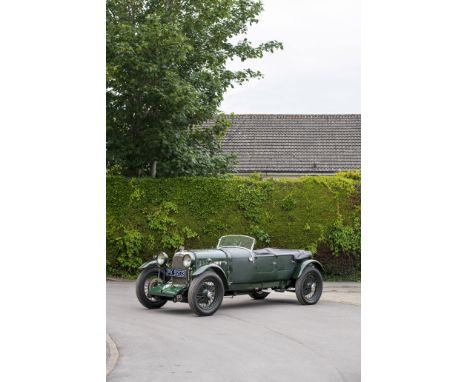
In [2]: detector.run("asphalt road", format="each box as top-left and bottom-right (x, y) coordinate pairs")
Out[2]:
(107, 281), (360, 382)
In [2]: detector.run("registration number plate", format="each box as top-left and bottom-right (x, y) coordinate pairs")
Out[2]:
(166, 268), (187, 278)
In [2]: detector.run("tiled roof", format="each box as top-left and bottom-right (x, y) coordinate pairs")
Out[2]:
(213, 114), (361, 174)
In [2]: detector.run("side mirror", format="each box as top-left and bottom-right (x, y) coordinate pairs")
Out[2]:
(249, 253), (256, 263)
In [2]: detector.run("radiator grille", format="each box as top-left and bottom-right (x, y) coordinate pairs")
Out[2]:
(171, 254), (188, 285)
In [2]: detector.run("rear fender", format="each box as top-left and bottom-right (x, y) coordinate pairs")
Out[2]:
(192, 264), (229, 289)
(293, 259), (325, 279)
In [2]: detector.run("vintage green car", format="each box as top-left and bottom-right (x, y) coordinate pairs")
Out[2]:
(136, 235), (324, 316)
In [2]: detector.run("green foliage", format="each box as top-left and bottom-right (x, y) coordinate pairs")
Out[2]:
(251, 225), (271, 246)
(106, 174), (361, 278)
(281, 193), (297, 211)
(147, 201), (178, 231)
(235, 181), (272, 223)
(129, 178), (146, 204)
(321, 214), (361, 274)
(146, 201), (198, 250)
(324, 215), (361, 257)
(106, 0), (282, 177)
(106, 163), (124, 176)
(336, 170), (361, 181)
(114, 228), (143, 275)
(305, 242), (318, 256)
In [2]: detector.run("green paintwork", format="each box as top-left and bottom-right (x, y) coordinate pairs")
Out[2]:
(139, 259), (159, 270)
(143, 236), (324, 300)
(192, 264), (228, 281)
(292, 259), (325, 279)
(149, 283), (186, 298)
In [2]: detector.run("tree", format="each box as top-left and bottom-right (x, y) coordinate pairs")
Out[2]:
(107, 0), (282, 177)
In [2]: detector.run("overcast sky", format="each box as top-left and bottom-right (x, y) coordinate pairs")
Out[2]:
(220, 0), (360, 114)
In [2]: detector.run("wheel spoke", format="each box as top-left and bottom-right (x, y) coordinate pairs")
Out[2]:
(302, 273), (319, 301)
(196, 279), (218, 310)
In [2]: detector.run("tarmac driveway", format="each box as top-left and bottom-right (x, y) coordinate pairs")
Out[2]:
(107, 281), (360, 382)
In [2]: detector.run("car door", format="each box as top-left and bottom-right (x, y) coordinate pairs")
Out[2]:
(226, 247), (257, 284)
(254, 254), (277, 282)
(275, 254), (296, 280)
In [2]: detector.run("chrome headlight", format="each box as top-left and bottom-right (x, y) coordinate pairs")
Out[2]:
(156, 252), (168, 265)
(183, 254), (192, 268)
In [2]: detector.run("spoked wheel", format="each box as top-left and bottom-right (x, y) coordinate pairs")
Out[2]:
(136, 267), (167, 309)
(295, 267), (323, 305)
(249, 290), (270, 300)
(188, 271), (224, 316)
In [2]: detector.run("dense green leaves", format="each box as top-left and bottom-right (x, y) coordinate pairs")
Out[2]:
(106, 0), (282, 176)
(323, 215), (360, 263)
(106, 173), (361, 278)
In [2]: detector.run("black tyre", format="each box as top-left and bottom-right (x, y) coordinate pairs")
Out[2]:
(295, 266), (323, 305)
(188, 271), (224, 316)
(248, 290), (270, 300)
(136, 267), (168, 309)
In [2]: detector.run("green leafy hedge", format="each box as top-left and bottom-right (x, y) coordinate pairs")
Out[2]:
(106, 172), (361, 279)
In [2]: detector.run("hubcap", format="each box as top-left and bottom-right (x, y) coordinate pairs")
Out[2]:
(144, 275), (163, 302)
(196, 279), (218, 310)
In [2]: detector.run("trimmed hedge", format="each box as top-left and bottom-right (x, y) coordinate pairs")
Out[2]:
(106, 172), (361, 279)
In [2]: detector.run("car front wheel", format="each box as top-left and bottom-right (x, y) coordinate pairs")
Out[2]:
(188, 271), (224, 316)
(136, 267), (168, 309)
(295, 266), (323, 305)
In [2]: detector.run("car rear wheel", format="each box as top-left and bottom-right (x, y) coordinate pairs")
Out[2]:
(188, 271), (224, 316)
(136, 267), (168, 309)
(295, 266), (323, 305)
(249, 290), (270, 300)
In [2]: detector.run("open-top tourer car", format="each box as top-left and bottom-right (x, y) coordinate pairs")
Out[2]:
(136, 235), (324, 316)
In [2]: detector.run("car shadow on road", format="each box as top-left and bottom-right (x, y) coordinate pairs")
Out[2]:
(150, 297), (301, 316)
(220, 298), (299, 310)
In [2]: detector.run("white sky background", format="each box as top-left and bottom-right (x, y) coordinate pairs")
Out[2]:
(220, 0), (360, 114)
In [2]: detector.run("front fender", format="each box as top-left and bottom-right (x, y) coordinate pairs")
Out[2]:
(293, 259), (325, 279)
(192, 264), (228, 288)
(138, 259), (160, 270)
